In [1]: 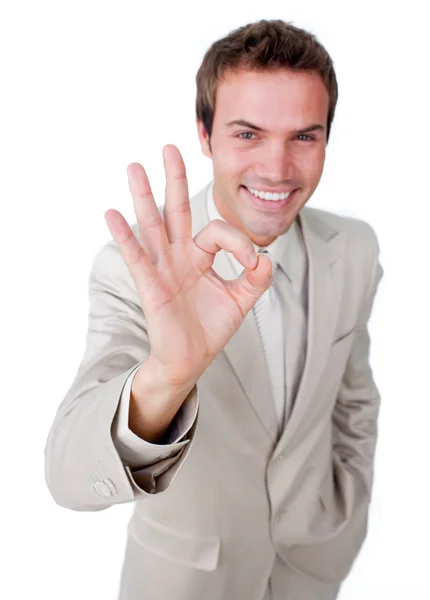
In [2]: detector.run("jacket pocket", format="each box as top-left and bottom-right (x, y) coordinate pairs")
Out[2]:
(127, 512), (221, 571)
(316, 328), (357, 408)
(331, 325), (357, 346)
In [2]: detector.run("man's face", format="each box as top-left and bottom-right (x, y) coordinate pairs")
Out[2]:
(197, 67), (329, 246)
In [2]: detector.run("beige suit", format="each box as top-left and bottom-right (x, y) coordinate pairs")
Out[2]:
(44, 182), (384, 600)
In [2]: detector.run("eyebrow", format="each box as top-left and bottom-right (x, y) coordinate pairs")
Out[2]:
(225, 119), (325, 135)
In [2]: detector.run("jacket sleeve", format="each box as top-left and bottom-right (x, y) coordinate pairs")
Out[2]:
(112, 363), (198, 466)
(331, 235), (384, 502)
(44, 238), (200, 511)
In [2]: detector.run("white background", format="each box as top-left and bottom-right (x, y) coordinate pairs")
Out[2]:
(1, 1), (429, 598)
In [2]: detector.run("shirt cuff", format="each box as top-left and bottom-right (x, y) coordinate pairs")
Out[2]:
(111, 362), (199, 468)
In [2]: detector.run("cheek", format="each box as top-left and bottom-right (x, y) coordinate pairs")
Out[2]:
(312, 146), (325, 170)
(300, 150), (325, 181)
(216, 151), (248, 179)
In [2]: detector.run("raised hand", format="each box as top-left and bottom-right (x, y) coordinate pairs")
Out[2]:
(104, 144), (273, 390)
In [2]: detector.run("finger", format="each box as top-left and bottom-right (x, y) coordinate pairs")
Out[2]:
(162, 145), (192, 245)
(104, 208), (157, 300)
(224, 253), (273, 316)
(193, 219), (260, 270)
(127, 162), (170, 263)
(193, 219), (273, 314)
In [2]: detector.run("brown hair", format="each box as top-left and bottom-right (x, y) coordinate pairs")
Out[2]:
(196, 19), (338, 146)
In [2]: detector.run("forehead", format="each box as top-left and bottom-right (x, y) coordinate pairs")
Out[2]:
(214, 68), (329, 129)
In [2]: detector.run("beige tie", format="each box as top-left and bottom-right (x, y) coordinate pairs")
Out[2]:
(252, 249), (285, 432)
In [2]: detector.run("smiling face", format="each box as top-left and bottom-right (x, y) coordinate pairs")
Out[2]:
(197, 67), (330, 246)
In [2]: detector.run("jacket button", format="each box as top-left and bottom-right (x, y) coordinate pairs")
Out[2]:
(92, 481), (113, 497)
(103, 478), (117, 496)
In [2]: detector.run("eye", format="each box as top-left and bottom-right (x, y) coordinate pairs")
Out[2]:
(236, 131), (257, 140)
(296, 134), (315, 141)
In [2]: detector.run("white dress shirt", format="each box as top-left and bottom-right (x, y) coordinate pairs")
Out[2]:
(112, 182), (308, 465)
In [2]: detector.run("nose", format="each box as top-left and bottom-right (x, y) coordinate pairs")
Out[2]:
(256, 141), (295, 185)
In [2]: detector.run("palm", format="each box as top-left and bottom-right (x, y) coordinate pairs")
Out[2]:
(141, 241), (255, 379)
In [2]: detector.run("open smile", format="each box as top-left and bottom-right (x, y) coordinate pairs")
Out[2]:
(240, 185), (298, 210)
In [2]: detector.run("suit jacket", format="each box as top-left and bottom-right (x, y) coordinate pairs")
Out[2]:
(44, 182), (384, 600)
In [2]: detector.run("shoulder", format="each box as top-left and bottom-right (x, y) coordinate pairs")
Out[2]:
(302, 206), (380, 257)
(301, 207), (382, 302)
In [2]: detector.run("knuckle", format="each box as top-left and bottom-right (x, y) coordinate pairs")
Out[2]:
(144, 214), (163, 230)
(136, 191), (153, 202)
(210, 218), (225, 228)
(128, 246), (146, 268)
(169, 170), (187, 181)
(164, 202), (191, 215)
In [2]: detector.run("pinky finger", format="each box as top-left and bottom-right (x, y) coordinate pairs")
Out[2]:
(104, 209), (130, 242)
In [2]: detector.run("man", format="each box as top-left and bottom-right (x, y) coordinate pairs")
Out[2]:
(44, 18), (384, 600)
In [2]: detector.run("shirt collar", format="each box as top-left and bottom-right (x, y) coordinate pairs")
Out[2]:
(206, 181), (297, 283)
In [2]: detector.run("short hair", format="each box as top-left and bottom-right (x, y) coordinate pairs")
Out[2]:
(196, 19), (338, 144)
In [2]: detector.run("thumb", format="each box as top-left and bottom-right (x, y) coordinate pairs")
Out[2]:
(225, 253), (273, 316)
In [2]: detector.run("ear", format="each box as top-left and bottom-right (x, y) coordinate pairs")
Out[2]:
(196, 118), (212, 158)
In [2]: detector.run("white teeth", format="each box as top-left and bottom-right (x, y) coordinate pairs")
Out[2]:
(246, 187), (292, 201)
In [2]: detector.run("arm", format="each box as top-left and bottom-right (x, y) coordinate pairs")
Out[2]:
(44, 240), (200, 511)
(331, 239), (384, 501)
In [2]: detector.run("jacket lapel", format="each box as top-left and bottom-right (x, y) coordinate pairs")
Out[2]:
(273, 209), (346, 455)
(189, 184), (346, 446)
(215, 247), (279, 440)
